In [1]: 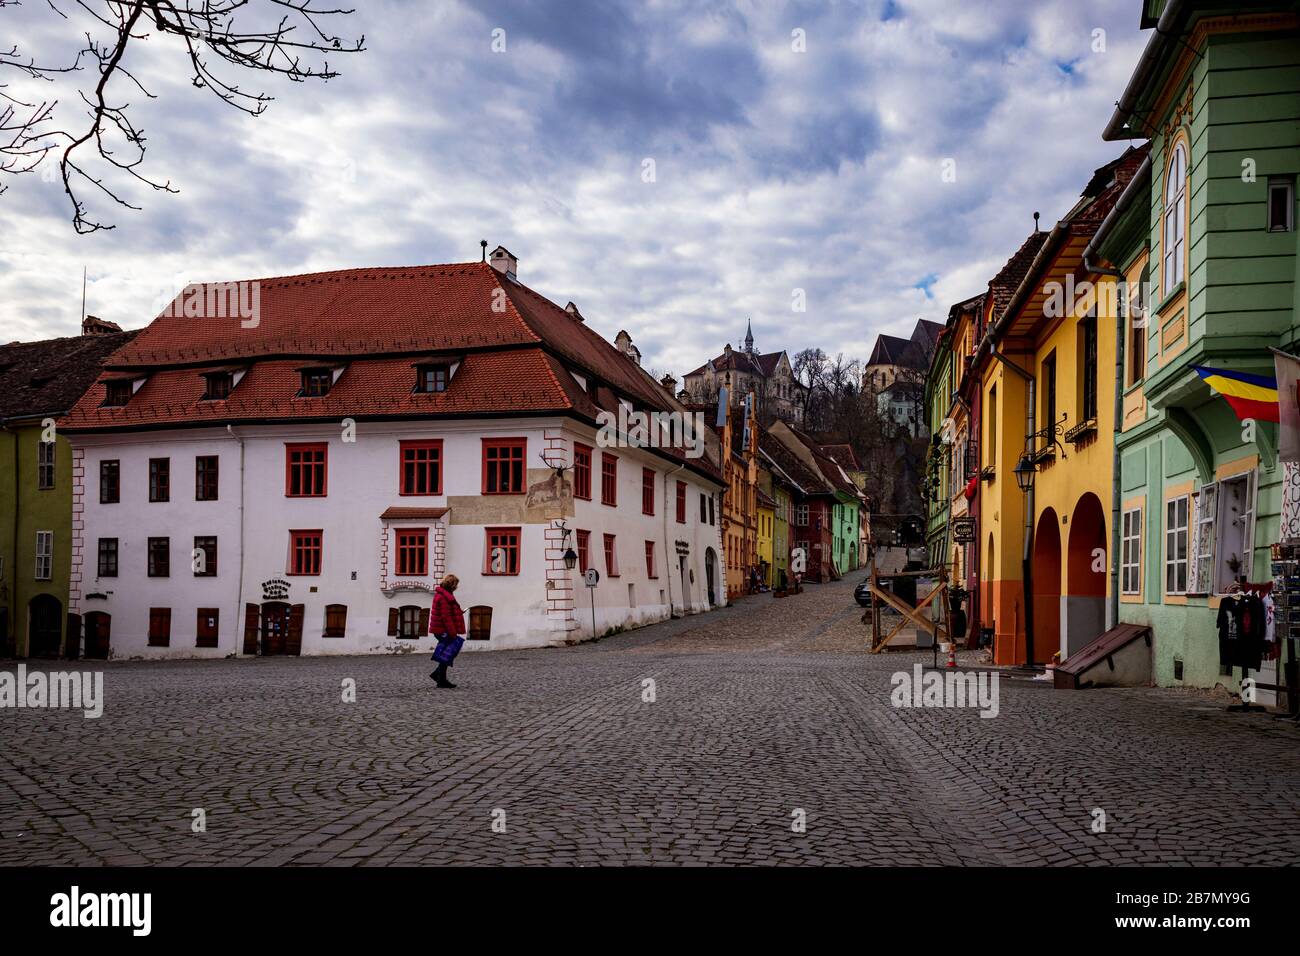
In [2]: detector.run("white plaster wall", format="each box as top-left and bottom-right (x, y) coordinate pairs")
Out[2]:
(73, 416), (724, 658)
(74, 429), (242, 659)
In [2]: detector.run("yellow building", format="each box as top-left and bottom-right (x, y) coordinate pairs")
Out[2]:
(756, 489), (775, 587)
(977, 148), (1146, 666)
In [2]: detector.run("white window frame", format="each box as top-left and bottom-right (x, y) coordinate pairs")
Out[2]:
(1165, 494), (1189, 596)
(1214, 470), (1257, 594)
(1121, 507), (1142, 595)
(1163, 141), (1188, 293)
(37, 440), (56, 490)
(34, 530), (53, 581)
(1189, 482), (1216, 595)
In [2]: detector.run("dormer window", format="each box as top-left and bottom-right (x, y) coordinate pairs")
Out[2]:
(203, 371), (233, 400)
(415, 363), (450, 394)
(299, 368), (332, 397)
(103, 380), (132, 407)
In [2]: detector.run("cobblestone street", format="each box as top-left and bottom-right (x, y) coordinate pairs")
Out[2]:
(2, 575), (1298, 866)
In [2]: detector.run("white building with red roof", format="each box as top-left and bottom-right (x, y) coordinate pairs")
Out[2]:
(61, 246), (727, 657)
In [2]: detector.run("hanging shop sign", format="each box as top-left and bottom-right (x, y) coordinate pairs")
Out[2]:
(951, 517), (976, 543)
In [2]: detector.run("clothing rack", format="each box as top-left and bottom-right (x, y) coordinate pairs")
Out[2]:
(1224, 580), (1269, 713)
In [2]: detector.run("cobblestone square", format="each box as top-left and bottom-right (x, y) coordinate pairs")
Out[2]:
(2, 576), (1298, 866)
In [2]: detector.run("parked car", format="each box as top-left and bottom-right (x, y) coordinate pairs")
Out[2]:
(855, 577), (890, 608)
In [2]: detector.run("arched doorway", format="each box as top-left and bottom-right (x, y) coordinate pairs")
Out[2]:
(27, 594), (62, 658)
(1031, 508), (1061, 665)
(84, 611), (112, 660)
(705, 547), (718, 606)
(1065, 492), (1107, 658)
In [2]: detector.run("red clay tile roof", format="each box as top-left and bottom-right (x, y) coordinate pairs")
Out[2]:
(820, 443), (862, 473)
(988, 231), (1050, 321)
(380, 507), (449, 520)
(59, 260), (721, 482)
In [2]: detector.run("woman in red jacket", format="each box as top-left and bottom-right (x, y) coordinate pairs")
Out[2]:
(429, 574), (467, 688)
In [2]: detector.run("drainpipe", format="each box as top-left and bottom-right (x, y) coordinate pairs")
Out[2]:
(1083, 153), (1149, 632)
(990, 345), (1035, 665)
(664, 459), (686, 618)
(1084, 250), (1126, 632)
(2, 421), (17, 654)
(227, 424), (246, 655)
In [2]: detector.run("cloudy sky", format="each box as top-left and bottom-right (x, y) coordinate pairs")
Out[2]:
(1, 0), (1148, 379)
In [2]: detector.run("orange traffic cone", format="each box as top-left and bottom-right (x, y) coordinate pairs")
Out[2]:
(945, 643), (957, 668)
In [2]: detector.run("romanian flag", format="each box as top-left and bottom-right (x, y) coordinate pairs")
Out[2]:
(1193, 365), (1279, 423)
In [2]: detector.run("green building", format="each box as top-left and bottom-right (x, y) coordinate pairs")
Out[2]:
(1093, 1), (1299, 691)
(831, 494), (861, 573)
(0, 322), (135, 658)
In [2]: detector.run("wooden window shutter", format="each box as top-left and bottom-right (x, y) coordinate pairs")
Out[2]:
(324, 604), (347, 638)
(243, 603), (259, 655)
(469, 605), (492, 641)
(387, 607), (399, 636)
(417, 606), (430, 636)
(196, 608), (220, 648)
(148, 608), (171, 647)
(287, 604), (305, 656)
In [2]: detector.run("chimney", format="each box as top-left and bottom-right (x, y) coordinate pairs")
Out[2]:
(614, 330), (641, 366)
(565, 301), (584, 323)
(659, 373), (677, 395)
(488, 245), (518, 281)
(82, 315), (122, 336)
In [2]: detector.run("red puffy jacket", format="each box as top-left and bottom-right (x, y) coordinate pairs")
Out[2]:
(430, 586), (466, 638)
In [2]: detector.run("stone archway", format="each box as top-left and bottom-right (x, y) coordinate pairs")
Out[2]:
(1032, 508), (1061, 665)
(1065, 492), (1108, 659)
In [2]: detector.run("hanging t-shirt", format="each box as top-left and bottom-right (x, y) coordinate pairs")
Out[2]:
(1217, 597), (1242, 666)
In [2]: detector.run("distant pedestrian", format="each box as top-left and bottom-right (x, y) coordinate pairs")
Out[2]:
(429, 574), (467, 689)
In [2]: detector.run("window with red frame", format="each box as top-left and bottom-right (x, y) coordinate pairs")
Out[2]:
(576, 529), (590, 573)
(676, 480), (687, 523)
(601, 453), (617, 506)
(573, 443), (592, 500)
(286, 444), (327, 497)
(484, 527), (520, 575)
(396, 528), (428, 576)
(603, 533), (619, 576)
(645, 540), (658, 578)
(641, 467), (655, 515)
(289, 530), (323, 575)
(483, 439), (526, 494)
(400, 440), (442, 495)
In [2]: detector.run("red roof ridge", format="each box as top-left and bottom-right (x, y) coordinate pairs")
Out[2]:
(184, 260), (488, 292)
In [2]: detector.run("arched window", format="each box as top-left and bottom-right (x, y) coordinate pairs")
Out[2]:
(1163, 141), (1188, 293)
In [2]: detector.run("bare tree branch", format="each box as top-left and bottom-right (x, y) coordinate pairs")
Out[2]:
(0, 0), (364, 230)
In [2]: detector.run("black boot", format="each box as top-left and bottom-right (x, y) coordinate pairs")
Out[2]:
(432, 663), (456, 688)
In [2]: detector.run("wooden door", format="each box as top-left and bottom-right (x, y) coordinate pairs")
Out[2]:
(65, 612), (82, 660)
(286, 604), (305, 656)
(84, 612), (111, 660)
(243, 604), (259, 655)
(261, 602), (289, 656)
(28, 595), (62, 658)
